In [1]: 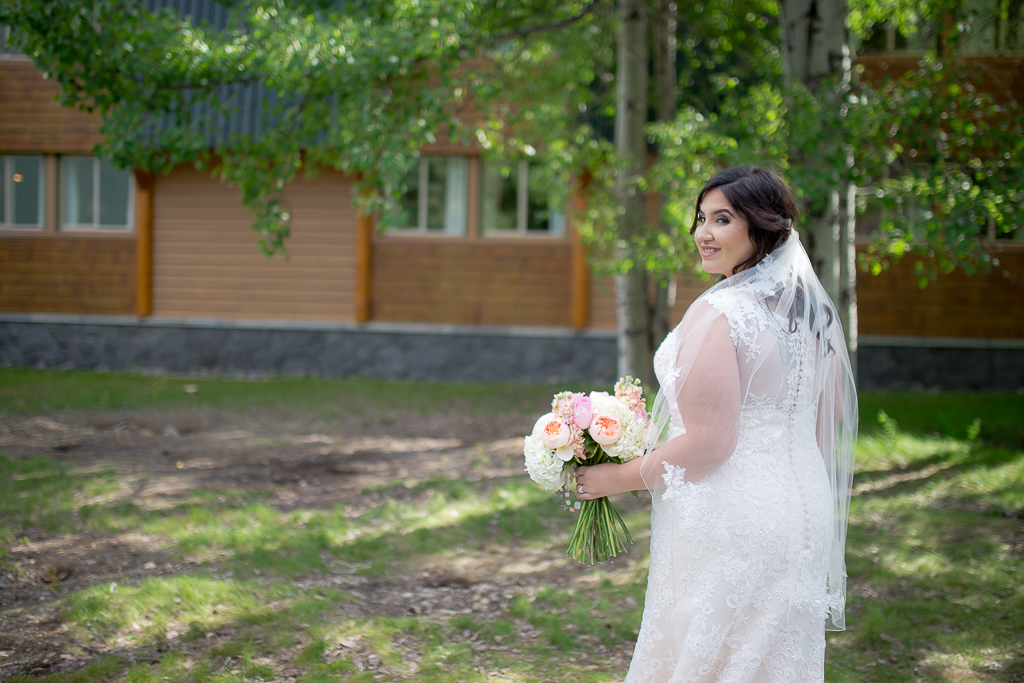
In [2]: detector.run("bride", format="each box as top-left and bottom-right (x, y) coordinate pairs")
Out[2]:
(575, 166), (858, 681)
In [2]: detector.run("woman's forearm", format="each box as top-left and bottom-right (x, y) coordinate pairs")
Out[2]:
(643, 427), (737, 485)
(574, 456), (646, 500)
(611, 455), (647, 493)
(576, 428), (735, 500)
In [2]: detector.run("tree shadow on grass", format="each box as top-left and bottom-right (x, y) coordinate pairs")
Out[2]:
(835, 503), (1024, 681)
(997, 653), (1024, 683)
(5, 571), (368, 681)
(71, 473), (571, 581)
(854, 445), (1022, 502)
(5, 530), (636, 682)
(4, 449), (635, 680)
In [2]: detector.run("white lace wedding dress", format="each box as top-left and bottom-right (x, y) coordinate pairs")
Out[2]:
(624, 274), (847, 682)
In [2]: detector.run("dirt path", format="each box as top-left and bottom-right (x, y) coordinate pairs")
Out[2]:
(0, 409), (643, 679)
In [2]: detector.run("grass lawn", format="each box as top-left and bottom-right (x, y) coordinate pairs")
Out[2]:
(0, 369), (1022, 682)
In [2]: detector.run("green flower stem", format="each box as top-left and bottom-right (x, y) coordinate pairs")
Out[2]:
(565, 447), (635, 565)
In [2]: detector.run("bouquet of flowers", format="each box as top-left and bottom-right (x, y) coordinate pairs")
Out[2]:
(523, 377), (649, 565)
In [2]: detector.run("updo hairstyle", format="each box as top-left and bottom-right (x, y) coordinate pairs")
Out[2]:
(690, 166), (800, 274)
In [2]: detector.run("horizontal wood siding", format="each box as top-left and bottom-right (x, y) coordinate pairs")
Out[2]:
(0, 61), (104, 153)
(588, 275), (618, 331)
(858, 54), (1024, 104)
(152, 167), (356, 321)
(372, 240), (572, 326)
(671, 277), (716, 326)
(591, 247), (1024, 340)
(858, 245), (1024, 339)
(0, 236), (136, 313)
(588, 273), (714, 331)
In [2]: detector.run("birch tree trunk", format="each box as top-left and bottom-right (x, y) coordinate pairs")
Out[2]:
(778, 0), (858, 371)
(614, 0), (653, 385)
(650, 0), (678, 374)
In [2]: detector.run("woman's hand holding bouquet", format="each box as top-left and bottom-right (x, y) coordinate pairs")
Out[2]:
(523, 377), (649, 565)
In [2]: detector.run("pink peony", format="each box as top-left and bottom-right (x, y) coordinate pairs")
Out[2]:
(541, 419), (572, 449)
(590, 414), (622, 445)
(572, 395), (594, 429)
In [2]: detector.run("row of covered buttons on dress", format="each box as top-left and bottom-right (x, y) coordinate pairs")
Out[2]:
(786, 331), (813, 549)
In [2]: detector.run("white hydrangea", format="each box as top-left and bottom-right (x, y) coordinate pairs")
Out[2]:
(524, 413), (565, 492)
(589, 392), (648, 462)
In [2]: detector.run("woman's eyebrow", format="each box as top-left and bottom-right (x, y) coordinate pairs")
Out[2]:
(700, 207), (735, 218)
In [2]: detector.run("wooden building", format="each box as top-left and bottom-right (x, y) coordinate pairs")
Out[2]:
(1, 17), (1022, 389)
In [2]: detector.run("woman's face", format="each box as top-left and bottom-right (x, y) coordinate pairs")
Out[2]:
(694, 188), (757, 275)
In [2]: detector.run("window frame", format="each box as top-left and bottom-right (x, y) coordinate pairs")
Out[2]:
(59, 155), (135, 232)
(0, 154), (45, 230)
(0, 25), (28, 60)
(386, 156), (469, 236)
(480, 159), (566, 238)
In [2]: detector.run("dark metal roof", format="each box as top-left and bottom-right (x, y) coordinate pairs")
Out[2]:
(144, 0), (234, 30)
(139, 0), (318, 146)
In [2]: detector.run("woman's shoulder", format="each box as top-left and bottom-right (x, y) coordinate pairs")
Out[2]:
(701, 282), (761, 322)
(695, 282), (781, 357)
(676, 295), (727, 332)
(670, 295), (735, 350)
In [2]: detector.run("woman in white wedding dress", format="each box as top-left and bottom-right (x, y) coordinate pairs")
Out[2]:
(575, 167), (857, 682)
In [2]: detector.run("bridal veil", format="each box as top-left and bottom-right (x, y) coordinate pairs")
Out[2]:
(638, 229), (858, 631)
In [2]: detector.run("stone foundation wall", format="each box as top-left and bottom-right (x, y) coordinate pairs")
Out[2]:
(2, 317), (1022, 391)
(857, 343), (1024, 392)
(0, 317), (618, 385)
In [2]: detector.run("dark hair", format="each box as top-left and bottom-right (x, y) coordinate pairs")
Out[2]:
(690, 166), (799, 274)
(693, 166), (833, 353)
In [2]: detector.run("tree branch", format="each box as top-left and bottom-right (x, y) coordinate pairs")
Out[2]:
(991, 252), (1024, 287)
(486, 0), (605, 45)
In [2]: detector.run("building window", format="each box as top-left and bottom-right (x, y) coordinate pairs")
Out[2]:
(1, 25), (25, 58)
(60, 156), (134, 231)
(392, 156), (468, 235)
(1, 155), (44, 229)
(481, 160), (565, 236)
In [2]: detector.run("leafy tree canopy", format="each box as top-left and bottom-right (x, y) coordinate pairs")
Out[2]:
(3, 0), (1021, 285)
(645, 3), (1024, 286)
(1, 0), (609, 254)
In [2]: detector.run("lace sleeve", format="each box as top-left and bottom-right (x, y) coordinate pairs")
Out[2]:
(639, 308), (742, 489)
(704, 287), (774, 365)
